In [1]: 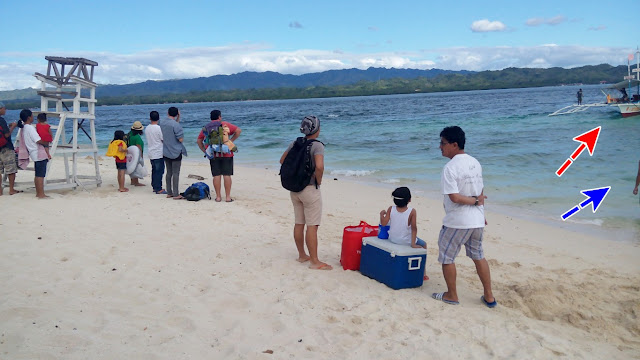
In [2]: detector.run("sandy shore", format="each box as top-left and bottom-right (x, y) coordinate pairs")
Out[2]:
(1, 157), (639, 359)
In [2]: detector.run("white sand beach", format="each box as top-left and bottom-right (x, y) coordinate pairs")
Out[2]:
(1, 157), (639, 359)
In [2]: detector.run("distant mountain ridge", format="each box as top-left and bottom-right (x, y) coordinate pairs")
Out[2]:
(95, 67), (472, 97)
(0, 64), (629, 107)
(0, 67), (471, 101)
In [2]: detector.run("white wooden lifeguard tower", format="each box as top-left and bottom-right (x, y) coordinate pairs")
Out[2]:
(31, 56), (102, 190)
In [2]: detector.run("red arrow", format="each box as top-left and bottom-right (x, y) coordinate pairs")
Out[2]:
(556, 126), (601, 177)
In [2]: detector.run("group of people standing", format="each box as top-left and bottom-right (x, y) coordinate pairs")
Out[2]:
(108, 107), (188, 196)
(280, 116), (496, 307)
(107, 108), (242, 203)
(0, 103), (52, 198)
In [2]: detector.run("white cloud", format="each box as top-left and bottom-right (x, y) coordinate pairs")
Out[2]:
(0, 45), (633, 91)
(429, 45), (630, 71)
(526, 16), (567, 26)
(526, 18), (545, 26)
(470, 19), (507, 32)
(547, 16), (566, 25)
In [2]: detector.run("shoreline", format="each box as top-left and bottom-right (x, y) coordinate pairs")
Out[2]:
(240, 160), (639, 245)
(1, 158), (639, 359)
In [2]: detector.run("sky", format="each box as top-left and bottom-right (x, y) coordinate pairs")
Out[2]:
(0, 0), (637, 91)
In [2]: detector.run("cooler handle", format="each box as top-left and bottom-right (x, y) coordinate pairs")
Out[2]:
(408, 257), (422, 270)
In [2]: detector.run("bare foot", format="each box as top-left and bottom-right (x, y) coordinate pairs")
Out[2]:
(172, 195), (185, 200)
(36, 195), (51, 199)
(296, 255), (311, 263)
(166, 194), (174, 198)
(10, 190), (23, 195)
(309, 262), (332, 270)
(119, 188), (129, 192)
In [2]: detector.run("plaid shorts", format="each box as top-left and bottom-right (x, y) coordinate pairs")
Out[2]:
(437, 226), (484, 264)
(0, 147), (17, 175)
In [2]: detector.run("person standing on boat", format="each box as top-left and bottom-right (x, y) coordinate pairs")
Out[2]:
(577, 89), (583, 105)
(620, 88), (629, 102)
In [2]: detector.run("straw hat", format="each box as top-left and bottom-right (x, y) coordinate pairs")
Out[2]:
(131, 121), (144, 131)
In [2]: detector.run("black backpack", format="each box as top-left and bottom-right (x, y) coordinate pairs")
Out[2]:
(181, 182), (211, 201)
(280, 137), (322, 192)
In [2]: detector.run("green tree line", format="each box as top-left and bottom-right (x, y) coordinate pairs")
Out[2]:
(5, 64), (626, 109)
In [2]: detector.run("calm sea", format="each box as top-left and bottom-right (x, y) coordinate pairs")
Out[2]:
(5, 84), (639, 240)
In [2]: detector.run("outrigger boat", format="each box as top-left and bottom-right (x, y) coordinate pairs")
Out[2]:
(550, 48), (640, 117)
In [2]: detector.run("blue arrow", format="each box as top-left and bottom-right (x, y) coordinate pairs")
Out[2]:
(561, 186), (611, 221)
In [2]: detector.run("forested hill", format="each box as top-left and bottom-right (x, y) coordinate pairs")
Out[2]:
(0, 64), (629, 108)
(95, 67), (470, 97)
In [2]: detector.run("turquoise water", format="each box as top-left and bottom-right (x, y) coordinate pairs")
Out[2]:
(5, 84), (639, 239)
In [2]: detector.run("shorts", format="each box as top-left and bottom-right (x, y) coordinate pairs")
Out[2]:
(290, 185), (322, 226)
(116, 161), (127, 170)
(0, 147), (17, 175)
(209, 157), (233, 176)
(437, 226), (484, 264)
(34, 159), (48, 178)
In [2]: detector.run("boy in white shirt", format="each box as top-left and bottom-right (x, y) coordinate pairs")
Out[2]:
(145, 111), (165, 194)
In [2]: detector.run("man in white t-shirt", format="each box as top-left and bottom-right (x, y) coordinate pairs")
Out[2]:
(19, 109), (49, 198)
(145, 111), (165, 194)
(431, 126), (496, 308)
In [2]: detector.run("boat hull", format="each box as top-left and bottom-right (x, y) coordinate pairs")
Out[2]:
(617, 103), (640, 117)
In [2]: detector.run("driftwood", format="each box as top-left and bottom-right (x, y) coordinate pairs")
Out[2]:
(187, 174), (205, 180)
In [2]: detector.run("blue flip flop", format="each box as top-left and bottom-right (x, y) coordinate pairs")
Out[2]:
(432, 292), (459, 305)
(155, 190), (167, 194)
(481, 296), (498, 308)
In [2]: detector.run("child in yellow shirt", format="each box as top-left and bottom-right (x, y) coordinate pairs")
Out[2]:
(106, 130), (128, 192)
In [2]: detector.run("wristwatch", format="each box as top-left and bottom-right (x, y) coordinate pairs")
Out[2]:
(473, 196), (478, 206)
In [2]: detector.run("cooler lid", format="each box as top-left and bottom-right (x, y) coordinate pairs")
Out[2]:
(362, 236), (427, 256)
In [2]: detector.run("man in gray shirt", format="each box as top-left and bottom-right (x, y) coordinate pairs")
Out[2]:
(160, 107), (187, 199)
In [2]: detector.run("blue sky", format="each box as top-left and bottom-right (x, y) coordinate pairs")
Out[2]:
(0, 0), (636, 91)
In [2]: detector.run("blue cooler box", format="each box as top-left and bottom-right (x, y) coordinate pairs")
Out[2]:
(359, 236), (427, 290)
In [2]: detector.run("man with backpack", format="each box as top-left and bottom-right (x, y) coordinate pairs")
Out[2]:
(197, 110), (241, 202)
(279, 115), (331, 270)
(0, 102), (19, 196)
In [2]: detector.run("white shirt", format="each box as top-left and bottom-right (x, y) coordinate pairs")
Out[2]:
(441, 153), (485, 229)
(22, 124), (47, 161)
(145, 123), (164, 160)
(388, 206), (413, 246)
